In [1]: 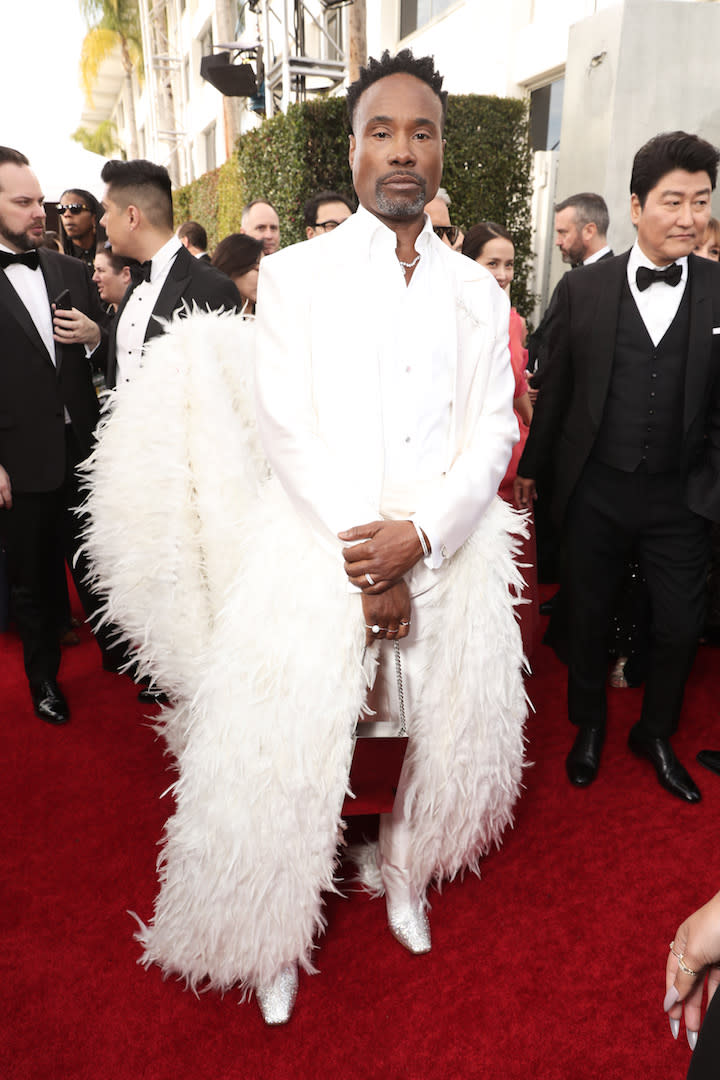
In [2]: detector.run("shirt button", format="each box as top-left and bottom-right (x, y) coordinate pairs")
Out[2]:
(404, 436), (411, 443)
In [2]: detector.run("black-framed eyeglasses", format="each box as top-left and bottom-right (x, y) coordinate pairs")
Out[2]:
(314, 219), (343, 232)
(433, 225), (461, 244)
(57, 204), (91, 215)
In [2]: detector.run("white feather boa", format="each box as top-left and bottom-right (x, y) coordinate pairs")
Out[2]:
(80, 309), (528, 993)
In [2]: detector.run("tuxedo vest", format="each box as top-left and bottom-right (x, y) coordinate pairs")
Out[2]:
(592, 277), (690, 473)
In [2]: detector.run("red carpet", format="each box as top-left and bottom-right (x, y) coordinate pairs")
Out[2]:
(2, 593), (718, 1080)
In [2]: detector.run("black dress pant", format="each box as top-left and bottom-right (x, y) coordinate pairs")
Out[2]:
(0, 427), (123, 686)
(564, 461), (710, 738)
(687, 986), (720, 1080)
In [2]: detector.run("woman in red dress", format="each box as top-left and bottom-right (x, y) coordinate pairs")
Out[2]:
(462, 222), (539, 656)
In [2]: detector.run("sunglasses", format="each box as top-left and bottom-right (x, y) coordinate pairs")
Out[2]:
(433, 225), (461, 244)
(57, 204), (91, 215)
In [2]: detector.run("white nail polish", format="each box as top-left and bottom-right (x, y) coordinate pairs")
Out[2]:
(687, 1029), (698, 1051)
(664, 985), (680, 1012)
(669, 1017), (680, 1039)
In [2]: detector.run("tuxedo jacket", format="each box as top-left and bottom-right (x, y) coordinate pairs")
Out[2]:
(254, 208), (518, 567)
(519, 250), (720, 524)
(528, 250), (614, 384)
(0, 250), (103, 493)
(105, 244), (241, 389)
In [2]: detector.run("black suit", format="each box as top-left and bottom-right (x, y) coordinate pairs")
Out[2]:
(0, 250), (105, 684)
(105, 244), (241, 389)
(527, 251), (614, 581)
(519, 251), (720, 737)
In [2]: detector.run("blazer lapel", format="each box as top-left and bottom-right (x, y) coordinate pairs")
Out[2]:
(585, 252), (628, 429)
(0, 262), (56, 366)
(684, 253), (712, 433)
(146, 247), (191, 341)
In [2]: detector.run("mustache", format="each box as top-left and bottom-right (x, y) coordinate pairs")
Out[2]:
(377, 170), (426, 186)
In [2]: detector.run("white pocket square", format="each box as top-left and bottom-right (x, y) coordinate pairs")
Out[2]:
(713, 327), (720, 335)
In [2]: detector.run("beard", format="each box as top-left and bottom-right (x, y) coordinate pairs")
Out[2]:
(374, 171), (427, 219)
(0, 215), (43, 252)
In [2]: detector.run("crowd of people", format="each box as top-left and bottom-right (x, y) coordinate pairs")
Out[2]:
(1, 44), (719, 1069)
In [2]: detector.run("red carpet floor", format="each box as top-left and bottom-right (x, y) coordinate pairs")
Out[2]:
(2, 595), (718, 1080)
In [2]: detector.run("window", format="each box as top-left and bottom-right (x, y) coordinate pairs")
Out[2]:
(400, 0), (456, 38)
(325, 7), (343, 62)
(204, 123), (216, 172)
(529, 78), (565, 152)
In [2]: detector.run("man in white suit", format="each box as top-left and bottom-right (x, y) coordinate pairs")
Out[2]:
(254, 49), (525, 1022)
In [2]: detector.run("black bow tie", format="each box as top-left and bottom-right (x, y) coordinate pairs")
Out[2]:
(0, 249), (40, 271)
(130, 260), (152, 286)
(636, 263), (682, 291)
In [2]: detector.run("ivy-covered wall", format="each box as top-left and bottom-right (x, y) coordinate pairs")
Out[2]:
(174, 92), (534, 315)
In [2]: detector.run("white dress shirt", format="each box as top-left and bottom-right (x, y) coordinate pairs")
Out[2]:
(583, 245), (611, 266)
(627, 240), (688, 346)
(359, 208), (452, 559)
(0, 244), (56, 362)
(115, 235), (182, 385)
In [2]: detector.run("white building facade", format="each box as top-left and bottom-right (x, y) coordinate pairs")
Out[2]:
(80, 0), (718, 311)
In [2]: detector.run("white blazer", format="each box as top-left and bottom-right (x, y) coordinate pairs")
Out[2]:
(254, 207), (518, 568)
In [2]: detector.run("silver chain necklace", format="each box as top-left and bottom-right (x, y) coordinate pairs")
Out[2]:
(398, 253), (421, 271)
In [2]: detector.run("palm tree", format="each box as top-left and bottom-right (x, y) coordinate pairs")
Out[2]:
(79, 0), (143, 160)
(72, 119), (120, 158)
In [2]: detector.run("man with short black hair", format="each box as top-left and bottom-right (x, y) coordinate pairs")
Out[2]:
(100, 159), (240, 390)
(177, 220), (210, 261)
(516, 131), (720, 803)
(303, 190), (354, 238)
(240, 199), (280, 254)
(123, 48), (526, 1028)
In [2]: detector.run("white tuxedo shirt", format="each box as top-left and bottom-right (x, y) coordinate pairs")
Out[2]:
(254, 206), (517, 575)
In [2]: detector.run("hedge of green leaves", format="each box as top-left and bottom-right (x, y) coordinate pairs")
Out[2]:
(174, 92), (534, 315)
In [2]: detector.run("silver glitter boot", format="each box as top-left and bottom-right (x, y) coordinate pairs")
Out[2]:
(255, 962), (298, 1025)
(381, 859), (431, 955)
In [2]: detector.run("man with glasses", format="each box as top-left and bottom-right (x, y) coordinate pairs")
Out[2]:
(425, 186), (464, 250)
(303, 189), (354, 239)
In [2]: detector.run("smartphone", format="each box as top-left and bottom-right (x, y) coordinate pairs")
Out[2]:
(53, 289), (72, 310)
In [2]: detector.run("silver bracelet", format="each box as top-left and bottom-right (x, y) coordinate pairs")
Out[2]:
(413, 521), (430, 558)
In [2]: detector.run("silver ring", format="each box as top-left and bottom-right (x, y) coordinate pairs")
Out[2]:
(365, 573), (375, 586)
(365, 624), (385, 634)
(399, 619), (410, 627)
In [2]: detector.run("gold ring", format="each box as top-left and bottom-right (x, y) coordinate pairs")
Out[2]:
(669, 942), (699, 977)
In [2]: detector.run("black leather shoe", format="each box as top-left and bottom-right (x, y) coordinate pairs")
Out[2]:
(137, 685), (169, 706)
(697, 749), (720, 777)
(30, 679), (70, 725)
(628, 728), (701, 803)
(566, 726), (605, 786)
